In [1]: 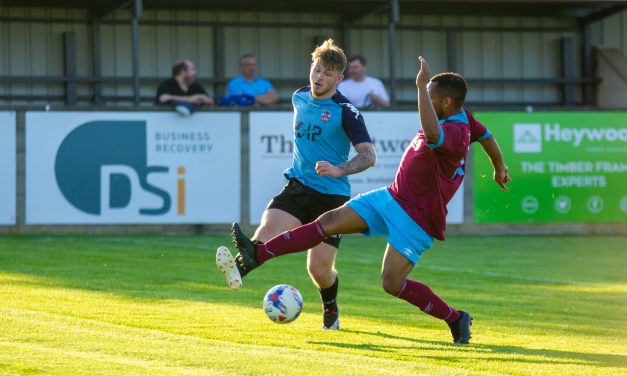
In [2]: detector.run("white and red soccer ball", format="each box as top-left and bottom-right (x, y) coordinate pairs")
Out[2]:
(263, 284), (303, 323)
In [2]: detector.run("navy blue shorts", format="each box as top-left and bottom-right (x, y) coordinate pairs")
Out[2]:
(268, 179), (349, 248)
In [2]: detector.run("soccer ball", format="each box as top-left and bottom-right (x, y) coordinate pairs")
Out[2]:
(263, 284), (303, 323)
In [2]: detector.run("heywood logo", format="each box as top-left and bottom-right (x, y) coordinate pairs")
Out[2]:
(544, 124), (627, 146)
(55, 121), (185, 216)
(514, 123), (542, 153)
(514, 123), (627, 153)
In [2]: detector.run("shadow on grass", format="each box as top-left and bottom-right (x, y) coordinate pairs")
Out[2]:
(310, 329), (627, 368)
(0, 235), (271, 308)
(1, 235), (626, 345)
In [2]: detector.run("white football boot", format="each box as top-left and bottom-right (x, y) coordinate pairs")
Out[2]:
(216, 246), (242, 290)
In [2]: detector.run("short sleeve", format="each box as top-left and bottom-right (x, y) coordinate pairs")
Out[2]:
(226, 79), (238, 95)
(263, 79), (274, 93)
(466, 109), (491, 143)
(226, 77), (244, 95)
(340, 103), (372, 146)
(374, 79), (389, 102)
(429, 123), (466, 155)
(155, 80), (172, 103)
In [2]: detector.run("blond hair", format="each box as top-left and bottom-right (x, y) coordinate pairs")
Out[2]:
(311, 39), (347, 73)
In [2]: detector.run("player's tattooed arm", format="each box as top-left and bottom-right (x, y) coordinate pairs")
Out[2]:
(339, 142), (377, 175)
(315, 142), (376, 177)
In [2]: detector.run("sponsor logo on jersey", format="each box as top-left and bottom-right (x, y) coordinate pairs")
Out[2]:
(340, 102), (361, 120)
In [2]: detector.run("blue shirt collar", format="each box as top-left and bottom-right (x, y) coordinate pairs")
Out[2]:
(438, 110), (468, 125)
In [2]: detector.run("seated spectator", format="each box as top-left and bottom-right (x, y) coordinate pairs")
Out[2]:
(156, 59), (214, 115)
(338, 55), (390, 109)
(226, 54), (278, 106)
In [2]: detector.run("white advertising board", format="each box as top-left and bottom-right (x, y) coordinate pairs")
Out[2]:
(249, 112), (294, 224)
(26, 112), (240, 224)
(249, 111), (464, 225)
(0, 112), (16, 225)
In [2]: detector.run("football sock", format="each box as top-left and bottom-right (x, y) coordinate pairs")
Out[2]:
(319, 275), (339, 310)
(256, 220), (328, 264)
(397, 279), (461, 324)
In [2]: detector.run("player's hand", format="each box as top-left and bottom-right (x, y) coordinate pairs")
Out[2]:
(416, 56), (430, 88)
(494, 164), (512, 191)
(315, 161), (344, 177)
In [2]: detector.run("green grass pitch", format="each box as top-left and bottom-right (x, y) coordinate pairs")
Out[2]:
(0, 234), (625, 375)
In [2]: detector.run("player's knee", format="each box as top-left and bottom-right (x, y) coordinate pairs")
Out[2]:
(317, 210), (341, 235)
(254, 225), (281, 242)
(307, 260), (333, 284)
(381, 272), (403, 296)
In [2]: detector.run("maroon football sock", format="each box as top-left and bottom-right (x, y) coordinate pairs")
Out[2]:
(397, 279), (461, 323)
(256, 220), (328, 264)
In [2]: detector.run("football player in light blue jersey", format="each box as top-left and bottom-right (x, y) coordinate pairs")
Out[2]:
(217, 39), (376, 330)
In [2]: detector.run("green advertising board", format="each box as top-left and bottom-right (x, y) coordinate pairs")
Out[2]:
(473, 112), (627, 223)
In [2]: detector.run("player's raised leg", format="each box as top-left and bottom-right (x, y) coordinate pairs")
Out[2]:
(253, 208), (302, 243)
(381, 244), (472, 344)
(307, 243), (340, 330)
(239, 208), (302, 276)
(217, 208), (302, 289)
(232, 204), (368, 269)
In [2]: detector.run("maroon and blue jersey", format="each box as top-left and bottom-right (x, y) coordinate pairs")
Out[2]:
(388, 108), (490, 240)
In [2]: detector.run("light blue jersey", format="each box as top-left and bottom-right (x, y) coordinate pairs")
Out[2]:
(284, 86), (371, 196)
(227, 76), (274, 97)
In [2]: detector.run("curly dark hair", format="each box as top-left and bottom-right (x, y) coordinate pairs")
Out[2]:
(430, 72), (467, 107)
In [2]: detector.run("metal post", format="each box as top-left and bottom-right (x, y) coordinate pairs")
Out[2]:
(16, 111), (25, 229)
(581, 23), (594, 106)
(341, 19), (351, 59)
(240, 110), (250, 231)
(63, 32), (77, 105)
(388, 0), (399, 106)
(91, 15), (103, 105)
(131, 0), (142, 106)
(447, 30), (458, 72)
(213, 25), (226, 100)
(561, 36), (575, 106)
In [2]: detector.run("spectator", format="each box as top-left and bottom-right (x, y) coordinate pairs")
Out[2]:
(226, 54), (278, 106)
(156, 59), (214, 115)
(338, 55), (390, 109)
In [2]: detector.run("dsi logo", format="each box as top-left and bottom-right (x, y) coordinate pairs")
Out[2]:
(55, 121), (184, 216)
(513, 123), (542, 153)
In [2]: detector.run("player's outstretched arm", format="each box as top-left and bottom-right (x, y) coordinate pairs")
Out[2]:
(479, 136), (512, 191)
(315, 142), (376, 177)
(416, 56), (440, 143)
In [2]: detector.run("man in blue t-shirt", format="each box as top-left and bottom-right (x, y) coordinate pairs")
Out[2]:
(217, 40), (377, 331)
(226, 54), (278, 106)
